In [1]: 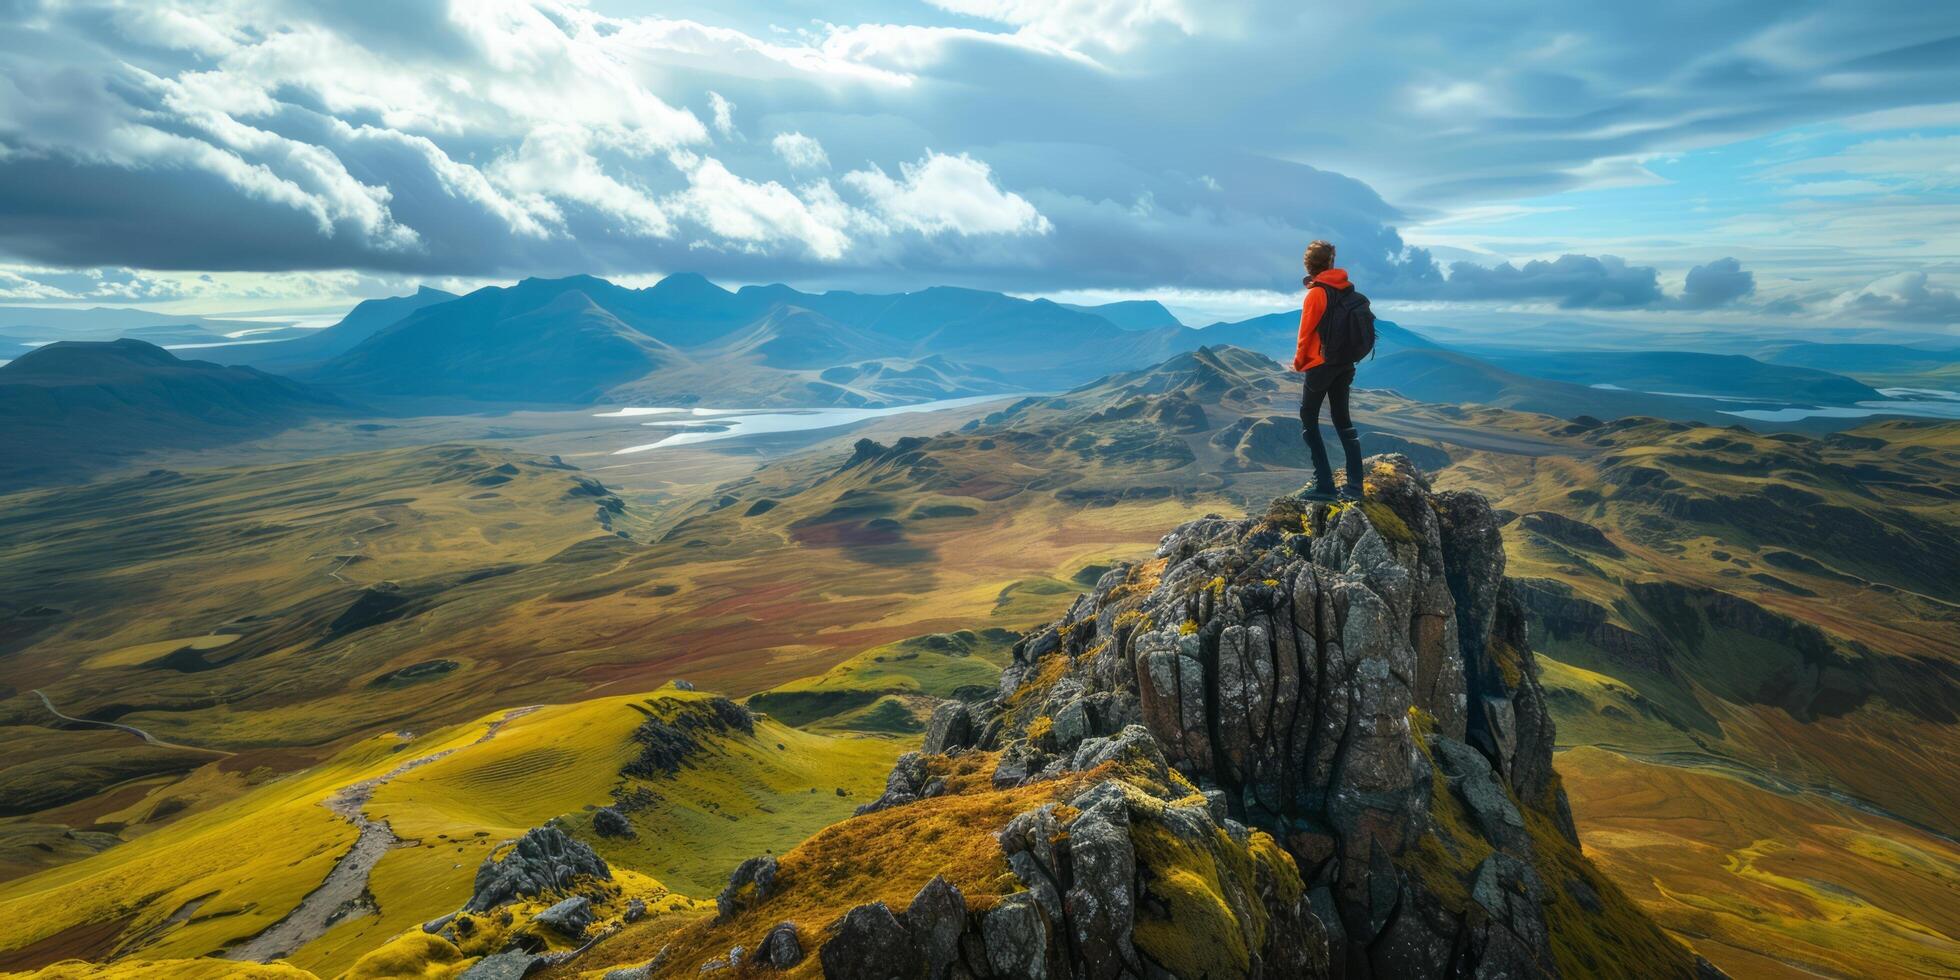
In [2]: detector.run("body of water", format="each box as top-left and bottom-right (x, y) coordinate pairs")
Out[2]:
(1722, 398), (1960, 423)
(1589, 382), (1960, 422)
(603, 394), (1011, 454)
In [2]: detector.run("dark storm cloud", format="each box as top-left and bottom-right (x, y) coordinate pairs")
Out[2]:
(1678, 258), (1756, 309)
(1440, 255), (1664, 309)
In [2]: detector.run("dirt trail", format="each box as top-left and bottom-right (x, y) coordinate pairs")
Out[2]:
(224, 706), (541, 963)
(30, 690), (230, 756)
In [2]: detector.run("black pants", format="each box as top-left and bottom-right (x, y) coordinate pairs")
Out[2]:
(1301, 366), (1362, 490)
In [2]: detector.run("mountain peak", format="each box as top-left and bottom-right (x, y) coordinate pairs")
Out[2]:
(651, 271), (730, 297)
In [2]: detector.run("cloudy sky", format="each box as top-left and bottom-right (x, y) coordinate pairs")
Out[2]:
(0, 0), (1955, 331)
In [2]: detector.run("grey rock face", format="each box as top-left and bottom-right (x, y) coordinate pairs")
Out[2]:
(466, 827), (610, 913)
(991, 741), (1047, 788)
(982, 892), (1051, 980)
(760, 921), (804, 968)
(857, 751), (929, 814)
(1434, 735), (1526, 849)
(531, 895), (593, 938)
(1062, 782), (1139, 980)
(819, 902), (919, 980)
(460, 951), (539, 980)
(716, 855), (779, 922)
(904, 876), (967, 980)
(1068, 723), (1165, 774)
(921, 700), (974, 755)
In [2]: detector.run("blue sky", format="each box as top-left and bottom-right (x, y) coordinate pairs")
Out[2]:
(0, 0), (1953, 333)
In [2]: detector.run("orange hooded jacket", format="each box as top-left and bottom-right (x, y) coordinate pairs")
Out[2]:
(1293, 268), (1351, 373)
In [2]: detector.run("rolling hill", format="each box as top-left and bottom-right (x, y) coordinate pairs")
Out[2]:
(1363, 348), (1844, 426)
(1755, 340), (1960, 387)
(0, 340), (353, 489)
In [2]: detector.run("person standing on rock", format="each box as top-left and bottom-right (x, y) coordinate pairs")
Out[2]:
(1293, 239), (1376, 500)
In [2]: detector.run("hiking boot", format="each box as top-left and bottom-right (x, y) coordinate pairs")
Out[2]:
(1298, 482), (1339, 502)
(1337, 483), (1365, 501)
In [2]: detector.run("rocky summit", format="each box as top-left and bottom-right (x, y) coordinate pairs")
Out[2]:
(805, 454), (1709, 979)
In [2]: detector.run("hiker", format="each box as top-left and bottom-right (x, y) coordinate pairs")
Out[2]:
(1293, 239), (1375, 500)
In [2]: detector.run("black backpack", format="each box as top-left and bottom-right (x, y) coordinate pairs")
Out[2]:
(1313, 283), (1376, 366)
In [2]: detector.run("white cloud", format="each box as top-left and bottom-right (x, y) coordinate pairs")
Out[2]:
(1409, 80), (1486, 115)
(817, 23), (1100, 73)
(843, 151), (1051, 237)
(1770, 134), (1960, 191)
(0, 268), (74, 300)
(152, 70), (419, 250)
(1827, 271), (1960, 323)
(925, 0), (1195, 53)
(665, 151), (852, 259)
(772, 132), (829, 170)
(1775, 179), (1896, 197)
(336, 122), (561, 239)
(707, 91), (737, 139)
(488, 128), (674, 238)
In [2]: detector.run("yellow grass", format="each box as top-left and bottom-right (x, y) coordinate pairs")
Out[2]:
(1560, 745), (1960, 979)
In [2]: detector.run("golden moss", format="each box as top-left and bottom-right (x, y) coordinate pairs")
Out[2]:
(1179, 619), (1199, 636)
(1127, 812), (1301, 979)
(1006, 652), (1073, 711)
(1027, 715), (1054, 742)
(1131, 821), (1253, 977)
(1107, 557), (1168, 603)
(1358, 500), (1416, 545)
(343, 930), (466, 979)
(593, 773), (1099, 976)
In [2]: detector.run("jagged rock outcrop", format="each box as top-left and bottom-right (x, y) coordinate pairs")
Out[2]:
(816, 768), (1325, 980)
(622, 696), (754, 779)
(825, 455), (1704, 979)
(466, 826), (611, 913)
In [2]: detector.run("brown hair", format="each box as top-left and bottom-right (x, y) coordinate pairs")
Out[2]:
(1304, 240), (1336, 276)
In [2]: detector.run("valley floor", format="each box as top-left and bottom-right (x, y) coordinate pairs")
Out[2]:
(3, 353), (1957, 977)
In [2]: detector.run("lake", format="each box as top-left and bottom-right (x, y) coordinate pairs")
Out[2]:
(1590, 382), (1960, 422)
(601, 394), (1013, 454)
